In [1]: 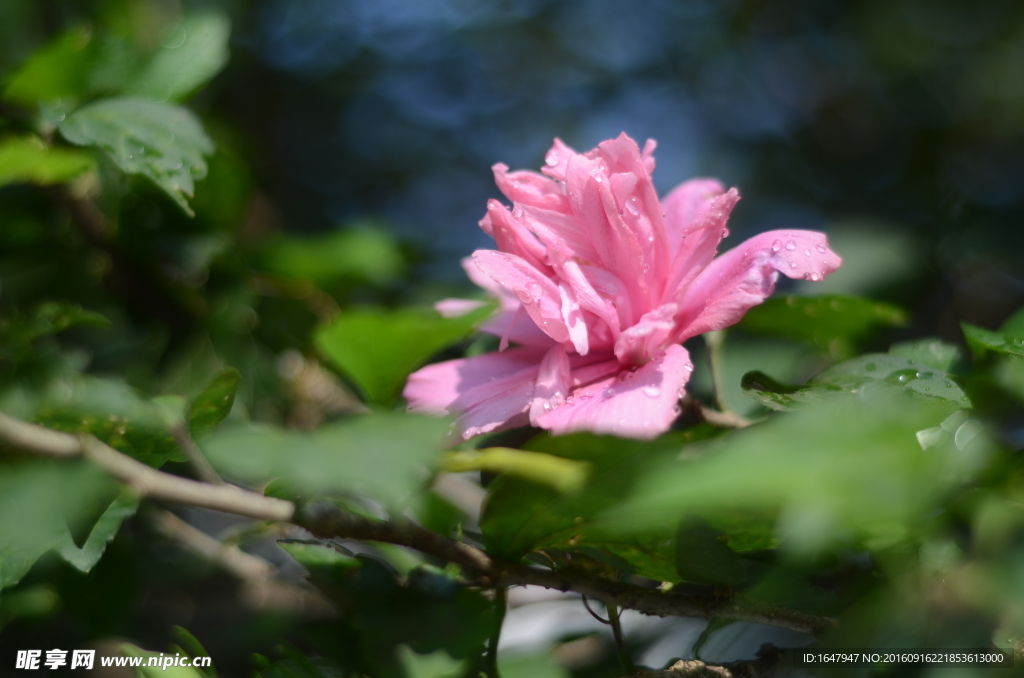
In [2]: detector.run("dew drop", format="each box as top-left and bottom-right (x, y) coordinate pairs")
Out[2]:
(603, 388), (615, 398)
(807, 272), (820, 281)
(771, 240), (782, 252)
(625, 197), (641, 216)
(785, 241), (796, 251)
(721, 228), (730, 238)
(643, 385), (661, 398)
(804, 249), (811, 256)
(545, 150), (559, 166)
(816, 245), (826, 253)
(618, 370), (633, 381)
(684, 363), (694, 371)
(789, 262), (797, 269)
(593, 174), (604, 183)
(526, 282), (543, 300)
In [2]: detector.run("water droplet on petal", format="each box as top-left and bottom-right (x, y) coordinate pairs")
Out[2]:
(593, 174), (603, 183)
(807, 272), (820, 281)
(804, 249), (811, 256)
(684, 363), (693, 371)
(625, 197), (641, 216)
(643, 385), (661, 398)
(790, 262), (797, 269)
(816, 245), (826, 253)
(771, 240), (782, 252)
(526, 282), (543, 300)
(785, 241), (796, 251)
(545, 150), (559, 166)
(721, 228), (730, 238)
(603, 388), (615, 398)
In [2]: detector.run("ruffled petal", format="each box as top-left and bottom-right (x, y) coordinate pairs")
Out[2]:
(539, 138), (577, 181)
(462, 257), (518, 311)
(404, 347), (545, 416)
(529, 345), (571, 424)
(614, 302), (678, 365)
(536, 344), (692, 439)
(492, 163), (570, 214)
(486, 200), (550, 273)
(674, 229), (842, 341)
(479, 308), (557, 349)
(663, 188), (739, 305)
(661, 178), (726, 256)
(435, 298), (487, 318)
(473, 249), (570, 344)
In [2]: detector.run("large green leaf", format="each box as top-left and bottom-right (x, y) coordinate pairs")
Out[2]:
(59, 97), (213, 216)
(742, 353), (971, 414)
(201, 413), (449, 506)
(962, 322), (1024, 357)
(0, 137), (96, 187)
(126, 12), (231, 102)
(2, 27), (95, 107)
(737, 294), (906, 359)
(188, 368), (240, 437)
(480, 431), (718, 581)
(888, 338), (962, 372)
(674, 519), (746, 586)
(315, 305), (493, 407)
(602, 388), (986, 552)
(0, 375), (185, 467)
(0, 461), (109, 592)
(58, 492), (139, 573)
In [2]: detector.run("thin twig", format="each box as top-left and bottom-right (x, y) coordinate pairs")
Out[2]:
(296, 502), (836, 636)
(582, 594), (612, 624)
(170, 421), (225, 485)
(607, 602), (637, 675)
(0, 413), (293, 522)
(485, 587), (507, 678)
(152, 509), (273, 580)
(704, 330), (731, 414)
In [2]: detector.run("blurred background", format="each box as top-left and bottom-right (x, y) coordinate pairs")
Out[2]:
(3, 0), (1024, 675)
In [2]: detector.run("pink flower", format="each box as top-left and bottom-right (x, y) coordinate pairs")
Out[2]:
(404, 133), (841, 440)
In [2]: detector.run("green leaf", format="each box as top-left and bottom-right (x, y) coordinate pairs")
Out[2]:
(498, 652), (570, 678)
(127, 12), (231, 102)
(3, 27), (94, 107)
(262, 227), (405, 287)
(962, 322), (1024, 357)
(480, 431), (714, 577)
(602, 388), (981, 552)
(59, 97), (213, 216)
(737, 294), (906, 359)
(674, 519), (746, 586)
(201, 413), (450, 505)
(0, 461), (109, 592)
(0, 375), (185, 467)
(742, 353), (971, 414)
(397, 646), (465, 678)
(0, 302), (110, 364)
(315, 305), (493, 406)
(0, 137), (96, 187)
(888, 338), (962, 372)
(188, 368), (240, 437)
(58, 491), (139, 572)
(441, 448), (589, 492)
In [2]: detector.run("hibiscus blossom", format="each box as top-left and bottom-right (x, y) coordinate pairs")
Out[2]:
(404, 133), (841, 440)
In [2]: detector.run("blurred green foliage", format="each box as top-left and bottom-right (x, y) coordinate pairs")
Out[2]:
(1, 1), (1024, 677)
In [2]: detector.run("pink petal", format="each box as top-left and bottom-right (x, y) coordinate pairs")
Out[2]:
(674, 229), (842, 341)
(540, 138), (577, 181)
(564, 153), (651, 322)
(473, 249), (570, 344)
(518, 204), (601, 265)
(641, 138), (657, 174)
(480, 307), (558, 349)
(529, 345), (571, 424)
(404, 347), (545, 416)
(558, 282), (589, 355)
(550, 255), (621, 346)
(661, 178), (726, 256)
(492, 164), (571, 214)
(663, 188), (740, 304)
(486, 200), (550, 273)
(536, 344), (692, 439)
(462, 257), (519, 311)
(435, 298), (487, 318)
(614, 302), (678, 365)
